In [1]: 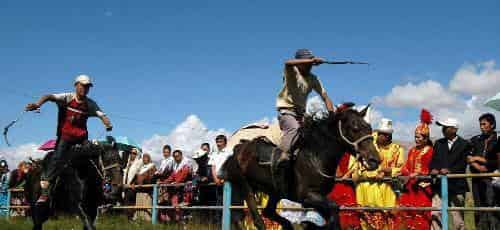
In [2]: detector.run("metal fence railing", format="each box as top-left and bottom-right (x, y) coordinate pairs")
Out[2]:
(1, 173), (500, 230)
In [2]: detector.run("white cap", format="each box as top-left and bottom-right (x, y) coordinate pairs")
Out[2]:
(436, 117), (459, 129)
(74, 74), (93, 87)
(376, 118), (394, 134)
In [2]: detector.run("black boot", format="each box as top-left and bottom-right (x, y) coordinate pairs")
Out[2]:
(275, 150), (290, 169)
(272, 149), (290, 197)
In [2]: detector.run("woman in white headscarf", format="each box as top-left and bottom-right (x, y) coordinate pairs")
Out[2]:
(136, 153), (156, 185)
(123, 148), (143, 186)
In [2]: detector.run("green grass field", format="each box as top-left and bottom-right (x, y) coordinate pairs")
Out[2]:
(0, 216), (221, 230)
(0, 192), (478, 230)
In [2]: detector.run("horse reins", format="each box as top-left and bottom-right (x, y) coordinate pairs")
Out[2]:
(313, 120), (374, 179)
(338, 120), (373, 154)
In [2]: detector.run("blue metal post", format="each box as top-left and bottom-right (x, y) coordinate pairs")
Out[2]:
(441, 175), (449, 230)
(152, 184), (158, 224)
(6, 190), (11, 218)
(222, 182), (232, 230)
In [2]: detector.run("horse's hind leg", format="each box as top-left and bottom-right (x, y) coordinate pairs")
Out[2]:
(262, 195), (294, 230)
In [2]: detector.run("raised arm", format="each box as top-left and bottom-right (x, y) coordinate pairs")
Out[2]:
(285, 57), (324, 66)
(321, 92), (335, 112)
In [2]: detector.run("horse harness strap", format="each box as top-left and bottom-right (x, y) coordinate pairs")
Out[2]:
(90, 158), (105, 180)
(103, 163), (121, 171)
(338, 120), (373, 153)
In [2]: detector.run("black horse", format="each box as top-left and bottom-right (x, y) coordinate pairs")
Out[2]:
(24, 140), (122, 230)
(222, 105), (381, 230)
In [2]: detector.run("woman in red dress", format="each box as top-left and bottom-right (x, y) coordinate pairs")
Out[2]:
(397, 109), (434, 230)
(328, 152), (360, 230)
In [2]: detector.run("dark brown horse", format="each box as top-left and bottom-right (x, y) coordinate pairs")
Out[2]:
(222, 105), (380, 230)
(24, 140), (121, 230)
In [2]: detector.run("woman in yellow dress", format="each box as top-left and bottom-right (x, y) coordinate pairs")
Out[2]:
(353, 118), (404, 230)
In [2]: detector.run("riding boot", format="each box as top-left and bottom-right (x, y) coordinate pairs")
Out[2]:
(276, 150), (290, 169)
(272, 149), (291, 197)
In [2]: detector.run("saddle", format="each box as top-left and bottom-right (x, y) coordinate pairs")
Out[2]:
(229, 124), (297, 196)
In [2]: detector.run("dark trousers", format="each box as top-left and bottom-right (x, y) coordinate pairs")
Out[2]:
(41, 138), (85, 182)
(472, 179), (500, 230)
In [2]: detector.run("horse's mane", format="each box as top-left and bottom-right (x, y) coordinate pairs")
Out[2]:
(302, 107), (352, 145)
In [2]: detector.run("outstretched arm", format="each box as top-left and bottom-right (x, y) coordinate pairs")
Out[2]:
(285, 57), (324, 66)
(25, 94), (56, 111)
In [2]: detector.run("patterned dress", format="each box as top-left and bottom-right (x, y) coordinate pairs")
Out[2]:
(354, 133), (404, 230)
(397, 146), (433, 230)
(328, 153), (360, 229)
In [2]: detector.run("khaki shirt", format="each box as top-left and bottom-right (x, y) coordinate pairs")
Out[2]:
(276, 65), (326, 112)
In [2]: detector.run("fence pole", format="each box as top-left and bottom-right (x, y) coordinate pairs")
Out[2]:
(222, 182), (232, 230)
(151, 184), (158, 225)
(441, 175), (449, 230)
(6, 189), (11, 218)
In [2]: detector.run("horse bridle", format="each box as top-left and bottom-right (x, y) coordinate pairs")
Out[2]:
(338, 120), (373, 154)
(314, 120), (374, 179)
(90, 147), (121, 181)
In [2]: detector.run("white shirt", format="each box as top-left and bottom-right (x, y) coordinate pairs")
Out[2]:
(208, 147), (233, 176)
(157, 157), (174, 174)
(447, 136), (458, 150)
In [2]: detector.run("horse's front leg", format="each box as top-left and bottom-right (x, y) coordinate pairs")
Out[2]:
(262, 195), (294, 230)
(302, 192), (340, 230)
(232, 180), (265, 230)
(72, 172), (96, 230)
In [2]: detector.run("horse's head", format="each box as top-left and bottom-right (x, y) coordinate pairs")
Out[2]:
(333, 104), (380, 171)
(94, 137), (123, 202)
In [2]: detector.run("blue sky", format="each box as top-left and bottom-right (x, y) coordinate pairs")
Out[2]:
(1, 0), (499, 149)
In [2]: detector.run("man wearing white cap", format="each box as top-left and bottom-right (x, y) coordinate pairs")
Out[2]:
(25, 75), (112, 204)
(354, 118), (404, 229)
(430, 117), (470, 230)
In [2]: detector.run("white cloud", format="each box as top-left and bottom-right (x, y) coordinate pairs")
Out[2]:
(375, 80), (459, 109)
(141, 114), (230, 162)
(449, 61), (500, 96)
(373, 61), (500, 142)
(0, 143), (44, 168)
(306, 96), (329, 119)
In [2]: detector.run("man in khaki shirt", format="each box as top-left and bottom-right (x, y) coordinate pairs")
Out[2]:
(276, 49), (334, 168)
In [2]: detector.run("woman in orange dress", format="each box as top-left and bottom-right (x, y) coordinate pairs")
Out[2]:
(328, 152), (360, 230)
(397, 109), (434, 230)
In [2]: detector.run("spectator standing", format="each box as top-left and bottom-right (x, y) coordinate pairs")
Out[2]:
(328, 152), (360, 230)
(136, 153), (156, 185)
(208, 135), (233, 207)
(8, 161), (33, 217)
(354, 118), (404, 230)
(430, 118), (470, 230)
(122, 148), (143, 219)
(164, 150), (193, 222)
(154, 145), (174, 183)
(468, 113), (499, 229)
(193, 143), (211, 184)
(0, 159), (9, 217)
(396, 110), (434, 230)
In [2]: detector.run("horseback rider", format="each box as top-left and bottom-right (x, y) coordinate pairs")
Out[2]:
(276, 49), (335, 168)
(25, 75), (113, 204)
